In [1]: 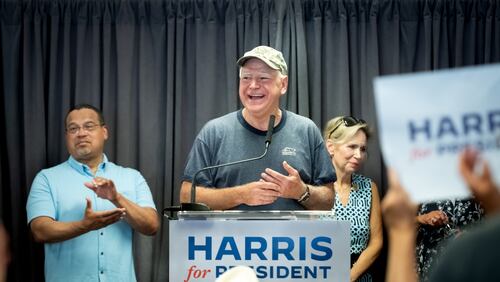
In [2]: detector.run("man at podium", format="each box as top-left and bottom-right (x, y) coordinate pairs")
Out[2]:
(181, 46), (335, 211)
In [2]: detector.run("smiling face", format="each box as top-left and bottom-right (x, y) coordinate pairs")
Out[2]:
(327, 129), (368, 174)
(65, 108), (108, 163)
(239, 58), (288, 119)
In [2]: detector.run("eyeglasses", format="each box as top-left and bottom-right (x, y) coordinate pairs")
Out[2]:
(328, 116), (366, 138)
(66, 122), (104, 135)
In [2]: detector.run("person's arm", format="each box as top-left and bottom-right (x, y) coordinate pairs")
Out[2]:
(180, 180), (281, 210)
(382, 169), (418, 282)
(261, 161), (334, 210)
(30, 198), (125, 243)
(110, 194), (158, 235)
(299, 182), (334, 210)
(416, 210), (448, 227)
(85, 178), (159, 235)
(350, 182), (383, 281)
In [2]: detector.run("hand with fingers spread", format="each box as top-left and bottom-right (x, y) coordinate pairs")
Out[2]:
(261, 161), (306, 200)
(83, 177), (158, 234)
(82, 197), (126, 231)
(239, 181), (281, 206)
(84, 177), (119, 202)
(459, 148), (500, 215)
(28, 197), (127, 244)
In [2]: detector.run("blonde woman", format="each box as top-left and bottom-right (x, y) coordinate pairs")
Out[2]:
(323, 116), (383, 282)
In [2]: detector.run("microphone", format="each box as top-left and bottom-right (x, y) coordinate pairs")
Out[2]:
(172, 114), (276, 213)
(265, 114), (275, 148)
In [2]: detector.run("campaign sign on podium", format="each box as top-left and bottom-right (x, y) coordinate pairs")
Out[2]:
(169, 211), (350, 282)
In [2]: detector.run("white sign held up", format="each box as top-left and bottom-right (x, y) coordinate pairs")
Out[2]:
(374, 64), (500, 202)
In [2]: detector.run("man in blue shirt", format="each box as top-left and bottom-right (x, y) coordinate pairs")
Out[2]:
(26, 104), (159, 282)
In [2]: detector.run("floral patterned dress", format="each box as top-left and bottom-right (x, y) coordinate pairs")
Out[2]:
(416, 198), (483, 281)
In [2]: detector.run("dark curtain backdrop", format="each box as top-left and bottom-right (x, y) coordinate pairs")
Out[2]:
(1, 0), (499, 281)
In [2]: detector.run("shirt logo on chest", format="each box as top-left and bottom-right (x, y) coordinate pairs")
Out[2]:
(281, 147), (297, 156)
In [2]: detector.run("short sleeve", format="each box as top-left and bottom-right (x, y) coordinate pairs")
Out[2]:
(26, 171), (57, 224)
(133, 171), (156, 209)
(312, 130), (336, 185)
(182, 136), (214, 186)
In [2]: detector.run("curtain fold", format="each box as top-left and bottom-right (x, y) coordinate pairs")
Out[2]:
(1, 0), (499, 281)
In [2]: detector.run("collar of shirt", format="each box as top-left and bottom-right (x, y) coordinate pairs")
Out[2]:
(68, 154), (108, 177)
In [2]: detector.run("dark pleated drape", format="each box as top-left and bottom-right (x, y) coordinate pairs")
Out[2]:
(0, 0), (499, 281)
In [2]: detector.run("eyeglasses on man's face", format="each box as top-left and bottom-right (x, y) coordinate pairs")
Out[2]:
(66, 122), (104, 135)
(328, 116), (366, 138)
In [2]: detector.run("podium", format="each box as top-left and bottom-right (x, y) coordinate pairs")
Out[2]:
(168, 210), (350, 282)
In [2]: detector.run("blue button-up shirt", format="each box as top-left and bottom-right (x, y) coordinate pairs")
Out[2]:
(27, 155), (156, 282)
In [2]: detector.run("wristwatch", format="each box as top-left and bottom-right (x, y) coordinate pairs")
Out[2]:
(297, 184), (310, 204)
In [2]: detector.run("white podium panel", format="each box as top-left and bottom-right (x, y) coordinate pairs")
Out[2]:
(169, 211), (350, 282)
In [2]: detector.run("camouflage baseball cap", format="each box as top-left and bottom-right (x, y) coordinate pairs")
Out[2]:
(237, 46), (288, 76)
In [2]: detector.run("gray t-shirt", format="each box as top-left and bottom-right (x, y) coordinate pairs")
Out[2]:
(183, 109), (336, 210)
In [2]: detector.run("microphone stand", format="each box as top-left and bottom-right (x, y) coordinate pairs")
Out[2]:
(163, 115), (275, 219)
(185, 141), (272, 211)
